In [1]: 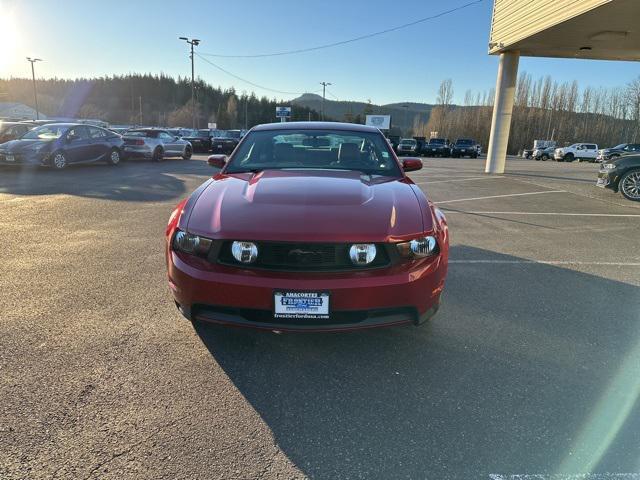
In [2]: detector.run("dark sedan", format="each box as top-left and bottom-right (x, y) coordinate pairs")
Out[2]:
(0, 123), (124, 169)
(596, 154), (640, 201)
(0, 122), (34, 144)
(596, 143), (640, 162)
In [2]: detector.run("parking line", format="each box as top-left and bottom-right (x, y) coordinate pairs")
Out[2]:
(450, 260), (640, 266)
(435, 190), (566, 204)
(445, 211), (640, 217)
(421, 176), (504, 184)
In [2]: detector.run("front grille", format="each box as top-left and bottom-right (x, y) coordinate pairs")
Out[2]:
(217, 241), (391, 271)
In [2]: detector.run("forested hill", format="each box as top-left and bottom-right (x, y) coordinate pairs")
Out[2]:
(0, 74), (321, 128)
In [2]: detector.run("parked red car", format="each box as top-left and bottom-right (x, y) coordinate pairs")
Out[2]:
(165, 122), (449, 332)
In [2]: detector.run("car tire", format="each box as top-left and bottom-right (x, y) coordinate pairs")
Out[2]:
(51, 151), (67, 170)
(152, 147), (163, 162)
(619, 169), (640, 202)
(107, 148), (121, 166)
(541, 154), (549, 161)
(564, 153), (574, 162)
(182, 146), (192, 160)
(535, 157), (540, 161)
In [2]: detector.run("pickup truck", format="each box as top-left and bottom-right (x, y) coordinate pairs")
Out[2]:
(554, 143), (598, 163)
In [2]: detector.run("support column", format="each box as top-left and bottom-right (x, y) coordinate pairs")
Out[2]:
(485, 51), (519, 174)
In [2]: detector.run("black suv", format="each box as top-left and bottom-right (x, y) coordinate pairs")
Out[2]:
(422, 138), (450, 157)
(181, 129), (214, 153)
(451, 139), (478, 158)
(211, 130), (242, 154)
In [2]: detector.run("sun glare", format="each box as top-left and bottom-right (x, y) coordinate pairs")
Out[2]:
(0, 7), (20, 73)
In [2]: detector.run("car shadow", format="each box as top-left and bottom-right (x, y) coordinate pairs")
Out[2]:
(192, 245), (640, 479)
(0, 158), (213, 202)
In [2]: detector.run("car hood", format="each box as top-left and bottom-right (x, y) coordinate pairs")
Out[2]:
(0, 139), (52, 152)
(186, 169), (428, 242)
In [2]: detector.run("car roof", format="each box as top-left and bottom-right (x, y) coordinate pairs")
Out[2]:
(32, 123), (80, 128)
(251, 121), (381, 133)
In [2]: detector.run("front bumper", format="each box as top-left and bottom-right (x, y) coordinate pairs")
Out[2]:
(424, 147), (449, 156)
(596, 170), (618, 190)
(167, 252), (447, 332)
(451, 148), (474, 156)
(0, 151), (47, 165)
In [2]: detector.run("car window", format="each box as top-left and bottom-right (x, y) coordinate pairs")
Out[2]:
(159, 132), (174, 141)
(88, 127), (106, 139)
(586, 144), (596, 150)
(226, 129), (401, 177)
(68, 126), (89, 140)
(22, 124), (67, 139)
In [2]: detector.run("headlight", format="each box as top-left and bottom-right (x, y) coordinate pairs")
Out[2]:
(172, 229), (213, 257)
(603, 163), (617, 170)
(396, 236), (438, 258)
(349, 244), (377, 265)
(231, 241), (258, 264)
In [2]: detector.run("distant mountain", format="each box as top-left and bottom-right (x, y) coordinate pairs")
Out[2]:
(291, 93), (435, 134)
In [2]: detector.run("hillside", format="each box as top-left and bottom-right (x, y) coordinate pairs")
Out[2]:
(291, 93), (435, 134)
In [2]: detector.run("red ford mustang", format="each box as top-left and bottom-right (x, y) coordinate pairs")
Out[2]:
(165, 122), (449, 332)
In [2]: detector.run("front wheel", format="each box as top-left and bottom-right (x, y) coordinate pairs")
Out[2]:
(51, 151), (67, 170)
(541, 154), (549, 161)
(619, 169), (640, 201)
(107, 148), (121, 165)
(182, 146), (192, 160)
(564, 153), (574, 162)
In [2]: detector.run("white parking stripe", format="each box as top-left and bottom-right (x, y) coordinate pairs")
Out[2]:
(421, 176), (504, 184)
(451, 260), (640, 266)
(445, 211), (640, 217)
(435, 190), (566, 204)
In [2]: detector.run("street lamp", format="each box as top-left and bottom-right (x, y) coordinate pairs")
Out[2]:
(178, 37), (201, 129)
(320, 81), (332, 120)
(26, 57), (42, 120)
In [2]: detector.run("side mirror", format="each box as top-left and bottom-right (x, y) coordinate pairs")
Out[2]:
(402, 158), (423, 172)
(174, 136), (180, 141)
(207, 154), (227, 168)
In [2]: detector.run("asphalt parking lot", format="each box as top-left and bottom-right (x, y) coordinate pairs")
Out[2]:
(1, 155), (639, 480)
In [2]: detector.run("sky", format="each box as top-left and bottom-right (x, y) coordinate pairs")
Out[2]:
(1, 0), (639, 105)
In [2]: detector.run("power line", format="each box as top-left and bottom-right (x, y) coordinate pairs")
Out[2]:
(195, 53), (312, 96)
(199, 0), (483, 59)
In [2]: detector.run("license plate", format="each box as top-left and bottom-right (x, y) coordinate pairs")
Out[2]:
(461, 149), (466, 152)
(6, 155), (14, 162)
(274, 291), (329, 320)
(217, 145), (223, 149)
(431, 148), (436, 151)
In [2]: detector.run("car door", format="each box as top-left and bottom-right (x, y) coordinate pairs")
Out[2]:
(87, 126), (109, 161)
(585, 144), (597, 159)
(64, 126), (92, 163)
(158, 131), (179, 157)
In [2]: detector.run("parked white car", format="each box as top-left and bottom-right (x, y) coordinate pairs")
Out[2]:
(554, 143), (598, 163)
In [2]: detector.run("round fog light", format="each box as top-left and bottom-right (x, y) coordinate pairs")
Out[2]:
(231, 241), (258, 264)
(349, 244), (377, 265)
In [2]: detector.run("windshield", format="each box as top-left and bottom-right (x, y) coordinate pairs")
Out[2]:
(225, 129), (401, 176)
(612, 144), (627, 149)
(455, 139), (473, 145)
(429, 139), (445, 144)
(22, 125), (67, 140)
(399, 139), (416, 145)
(196, 130), (210, 138)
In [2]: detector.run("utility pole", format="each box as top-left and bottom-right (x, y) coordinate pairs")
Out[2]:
(26, 57), (42, 120)
(320, 81), (332, 120)
(179, 37), (201, 130)
(139, 96), (142, 125)
(244, 97), (248, 130)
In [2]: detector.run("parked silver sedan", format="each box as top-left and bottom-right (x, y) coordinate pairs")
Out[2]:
(122, 129), (192, 161)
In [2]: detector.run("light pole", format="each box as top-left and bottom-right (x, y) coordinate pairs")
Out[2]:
(320, 81), (332, 120)
(178, 37), (200, 130)
(26, 57), (42, 120)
